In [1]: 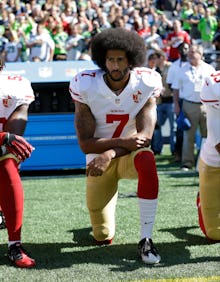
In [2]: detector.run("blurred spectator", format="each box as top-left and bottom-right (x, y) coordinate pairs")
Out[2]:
(65, 24), (85, 61)
(145, 52), (159, 69)
(156, 12), (173, 40)
(156, 0), (178, 19)
(0, 27), (8, 56)
(134, 15), (149, 37)
(0, 0), (218, 66)
(179, 2), (193, 34)
(52, 22), (68, 61)
(90, 19), (101, 38)
(26, 22), (54, 62)
(166, 19), (191, 62)
(17, 28), (28, 62)
(3, 28), (22, 62)
(167, 42), (190, 162)
(145, 25), (164, 58)
(188, 4), (203, 44)
(151, 51), (174, 155)
(198, 7), (218, 50)
(172, 44), (215, 170)
(45, 15), (57, 36)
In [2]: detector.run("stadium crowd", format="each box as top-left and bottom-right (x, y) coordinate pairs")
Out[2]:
(0, 0), (219, 64)
(0, 0), (219, 165)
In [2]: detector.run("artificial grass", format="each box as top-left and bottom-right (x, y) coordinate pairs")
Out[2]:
(0, 152), (219, 282)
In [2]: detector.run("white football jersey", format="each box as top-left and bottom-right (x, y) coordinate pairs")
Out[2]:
(69, 67), (162, 162)
(0, 74), (34, 132)
(200, 71), (220, 167)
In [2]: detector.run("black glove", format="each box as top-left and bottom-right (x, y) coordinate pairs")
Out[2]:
(0, 132), (34, 162)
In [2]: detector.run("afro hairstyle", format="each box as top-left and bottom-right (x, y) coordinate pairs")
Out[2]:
(91, 28), (147, 71)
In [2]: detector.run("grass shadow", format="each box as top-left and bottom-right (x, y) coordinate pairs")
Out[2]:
(0, 225), (219, 271)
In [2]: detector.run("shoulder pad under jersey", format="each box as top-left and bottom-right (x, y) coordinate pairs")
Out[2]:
(135, 67), (162, 88)
(73, 69), (99, 92)
(201, 71), (220, 104)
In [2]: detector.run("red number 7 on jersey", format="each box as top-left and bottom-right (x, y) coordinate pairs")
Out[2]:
(106, 114), (129, 138)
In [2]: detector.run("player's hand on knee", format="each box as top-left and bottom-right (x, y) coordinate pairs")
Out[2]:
(86, 152), (112, 177)
(0, 132), (34, 162)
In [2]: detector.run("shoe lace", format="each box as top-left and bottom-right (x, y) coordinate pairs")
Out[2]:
(142, 239), (158, 257)
(9, 243), (27, 261)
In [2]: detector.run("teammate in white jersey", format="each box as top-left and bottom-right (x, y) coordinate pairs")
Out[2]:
(69, 28), (163, 264)
(0, 55), (36, 268)
(197, 71), (220, 242)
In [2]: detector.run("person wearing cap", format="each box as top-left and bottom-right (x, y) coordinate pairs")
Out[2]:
(172, 44), (215, 170)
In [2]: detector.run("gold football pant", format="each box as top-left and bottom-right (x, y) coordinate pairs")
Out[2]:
(86, 148), (151, 241)
(199, 158), (220, 241)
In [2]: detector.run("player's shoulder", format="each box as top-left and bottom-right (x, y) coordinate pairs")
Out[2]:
(0, 74), (33, 100)
(0, 73), (31, 86)
(201, 70), (220, 103)
(70, 68), (101, 91)
(204, 70), (220, 86)
(133, 67), (162, 86)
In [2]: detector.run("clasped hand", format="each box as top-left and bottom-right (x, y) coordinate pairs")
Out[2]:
(123, 135), (151, 151)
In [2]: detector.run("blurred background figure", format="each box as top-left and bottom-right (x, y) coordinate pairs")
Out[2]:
(167, 42), (190, 162)
(151, 51), (174, 156)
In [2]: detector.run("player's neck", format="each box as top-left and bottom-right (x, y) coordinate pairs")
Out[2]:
(104, 74), (129, 96)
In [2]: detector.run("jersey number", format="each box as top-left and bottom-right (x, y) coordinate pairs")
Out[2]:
(106, 114), (129, 138)
(211, 72), (220, 83)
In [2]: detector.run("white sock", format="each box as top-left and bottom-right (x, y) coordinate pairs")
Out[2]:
(138, 198), (158, 240)
(8, 241), (21, 248)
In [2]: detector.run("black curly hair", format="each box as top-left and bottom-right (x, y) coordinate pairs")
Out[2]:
(91, 28), (147, 71)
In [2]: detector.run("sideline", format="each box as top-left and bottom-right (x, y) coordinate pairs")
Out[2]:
(130, 276), (220, 282)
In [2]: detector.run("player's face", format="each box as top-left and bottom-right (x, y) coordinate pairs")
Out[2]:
(105, 50), (130, 82)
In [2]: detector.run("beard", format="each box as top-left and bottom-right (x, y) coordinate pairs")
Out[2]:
(106, 66), (130, 82)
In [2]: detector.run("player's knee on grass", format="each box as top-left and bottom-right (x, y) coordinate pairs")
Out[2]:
(206, 227), (220, 241)
(89, 208), (115, 242)
(93, 223), (115, 242)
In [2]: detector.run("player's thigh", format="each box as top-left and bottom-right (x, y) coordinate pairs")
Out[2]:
(117, 148), (152, 179)
(86, 159), (119, 211)
(199, 159), (220, 227)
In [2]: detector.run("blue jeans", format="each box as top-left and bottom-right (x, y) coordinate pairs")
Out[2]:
(152, 103), (175, 154)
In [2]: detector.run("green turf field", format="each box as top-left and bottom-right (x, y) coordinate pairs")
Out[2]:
(0, 150), (219, 282)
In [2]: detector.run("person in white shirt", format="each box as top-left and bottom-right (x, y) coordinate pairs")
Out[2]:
(166, 42), (189, 162)
(26, 23), (54, 62)
(69, 27), (162, 264)
(4, 29), (22, 62)
(197, 70), (220, 242)
(172, 44), (215, 170)
(66, 24), (85, 61)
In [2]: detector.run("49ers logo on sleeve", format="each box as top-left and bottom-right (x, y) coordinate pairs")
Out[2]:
(2, 95), (13, 108)
(132, 90), (142, 103)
